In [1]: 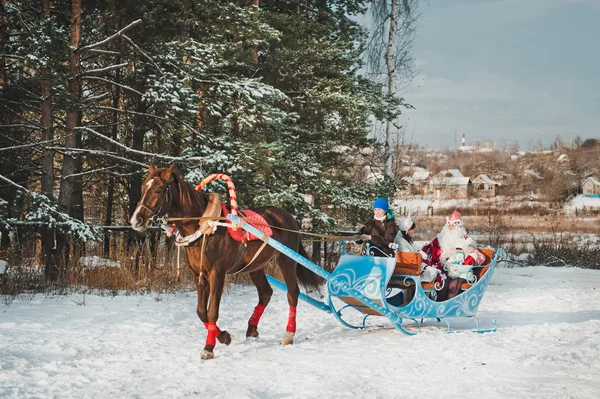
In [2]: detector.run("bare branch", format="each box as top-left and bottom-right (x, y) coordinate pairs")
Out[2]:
(0, 137), (63, 152)
(121, 34), (163, 73)
(84, 76), (143, 96)
(0, 124), (41, 130)
(80, 19), (143, 52)
(82, 92), (111, 103)
(75, 126), (180, 161)
(63, 165), (119, 179)
(84, 62), (129, 75)
(93, 105), (167, 120)
(46, 146), (149, 167)
(87, 49), (122, 56)
(0, 54), (25, 60)
(0, 173), (31, 194)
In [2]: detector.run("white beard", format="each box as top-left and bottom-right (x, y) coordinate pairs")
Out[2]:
(437, 226), (467, 262)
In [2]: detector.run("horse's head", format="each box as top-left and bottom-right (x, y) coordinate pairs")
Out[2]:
(130, 162), (175, 232)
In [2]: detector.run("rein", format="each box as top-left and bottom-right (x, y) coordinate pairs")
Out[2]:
(162, 214), (361, 242)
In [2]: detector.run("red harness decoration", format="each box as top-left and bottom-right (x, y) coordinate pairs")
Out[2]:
(221, 204), (273, 242)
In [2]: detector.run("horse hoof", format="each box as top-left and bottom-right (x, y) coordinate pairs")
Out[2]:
(246, 324), (259, 340)
(200, 349), (214, 360)
(280, 332), (294, 346)
(217, 330), (232, 346)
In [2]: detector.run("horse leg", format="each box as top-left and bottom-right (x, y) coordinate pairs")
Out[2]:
(276, 254), (300, 345)
(200, 268), (228, 360)
(196, 272), (232, 356)
(246, 270), (273, 340)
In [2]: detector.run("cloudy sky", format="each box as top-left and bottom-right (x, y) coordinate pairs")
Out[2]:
(396, 0), (600, 150)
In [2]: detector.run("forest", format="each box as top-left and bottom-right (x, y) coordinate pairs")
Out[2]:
(0, 1), (416, 285)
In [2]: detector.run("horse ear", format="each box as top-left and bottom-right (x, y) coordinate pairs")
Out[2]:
(163, 164), (175, 181)
(148, 160), (156, 174)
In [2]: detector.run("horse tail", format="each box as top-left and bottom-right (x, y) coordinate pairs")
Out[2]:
(296, 244), (325, 292)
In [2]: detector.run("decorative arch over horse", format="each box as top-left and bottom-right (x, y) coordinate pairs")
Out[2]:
(130, 162), (322, 359)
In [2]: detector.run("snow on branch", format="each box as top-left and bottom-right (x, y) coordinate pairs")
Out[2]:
(0, 174), (101, 242)
(86, 49), (121, 56)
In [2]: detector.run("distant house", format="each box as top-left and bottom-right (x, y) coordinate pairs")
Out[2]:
(490, 170), (509, 181)
(582, 177), (600, 196)
(472, 174), (501, 198)
(429, 169), (471, 199)
(399, 170), (430, 196)
(411, 170), (430, 196)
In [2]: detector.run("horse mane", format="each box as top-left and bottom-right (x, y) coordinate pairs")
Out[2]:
(172, 171), (209, 215)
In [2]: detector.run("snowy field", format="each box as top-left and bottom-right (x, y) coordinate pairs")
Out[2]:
(1, 266), (600, 399)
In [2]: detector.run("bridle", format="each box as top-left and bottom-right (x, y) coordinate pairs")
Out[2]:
(139, 175), (173, 221)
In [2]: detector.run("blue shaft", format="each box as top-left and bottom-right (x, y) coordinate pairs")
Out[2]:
(227, 214), (401, 323)
(227, 214), (332, 280)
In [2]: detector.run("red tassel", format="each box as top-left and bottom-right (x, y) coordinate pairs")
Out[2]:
(248, 304), (265, 326)
(286, 307), (297, 333)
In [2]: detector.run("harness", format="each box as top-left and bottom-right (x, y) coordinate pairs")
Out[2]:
(148, 172), (364, 280)
(139, 176), (172, 219)
(170, 174), (273, 277)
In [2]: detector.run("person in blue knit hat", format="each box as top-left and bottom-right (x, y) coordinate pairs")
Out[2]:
(358, 197), (398, 257)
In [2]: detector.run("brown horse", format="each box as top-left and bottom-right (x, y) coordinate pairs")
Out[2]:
(130, 163), (322, 359)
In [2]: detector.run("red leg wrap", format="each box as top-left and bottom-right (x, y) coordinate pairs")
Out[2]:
(248, 304), (265, 326)
(286, 307), (297, 333)
(204, 322), (221, 347)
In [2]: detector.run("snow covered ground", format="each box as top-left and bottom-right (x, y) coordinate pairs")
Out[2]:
(565, 194), (600, 213)
(1, 266), (600, 398)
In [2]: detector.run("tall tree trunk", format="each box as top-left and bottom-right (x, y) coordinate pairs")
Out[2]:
(384, 0), (398, 178)
(127, 90), (146, 247)
(0, 0), (6, 88)
(40, 0), (58, 280)
(40, 1), (54, 198)
(103, 50), (121, 257)
(0, 0), (13, 249)
(55, 0), (83, 279)
(58, 0), (83, 219)
(250, 0), (260, 64)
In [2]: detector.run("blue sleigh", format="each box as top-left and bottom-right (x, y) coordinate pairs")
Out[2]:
(228, 214), (500, 335)
(327, 248), (500, 334)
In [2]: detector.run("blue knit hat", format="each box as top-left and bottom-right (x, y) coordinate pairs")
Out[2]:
(373, 198), (389, 212)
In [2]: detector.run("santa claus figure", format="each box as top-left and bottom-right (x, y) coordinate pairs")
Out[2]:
(419, 211), (485, 299)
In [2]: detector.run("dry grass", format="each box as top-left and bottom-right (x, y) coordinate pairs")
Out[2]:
(2, 213), (599, 298)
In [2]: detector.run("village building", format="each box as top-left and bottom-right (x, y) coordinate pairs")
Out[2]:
(582, 177), (600, 197)
(429, 169), (471, 199)
(472, 174), (501, 198)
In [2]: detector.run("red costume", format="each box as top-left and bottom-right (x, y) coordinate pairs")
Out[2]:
(420, 211), (485, 287)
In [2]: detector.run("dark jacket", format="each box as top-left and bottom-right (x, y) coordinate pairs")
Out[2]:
(360, 217), (398, 257)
